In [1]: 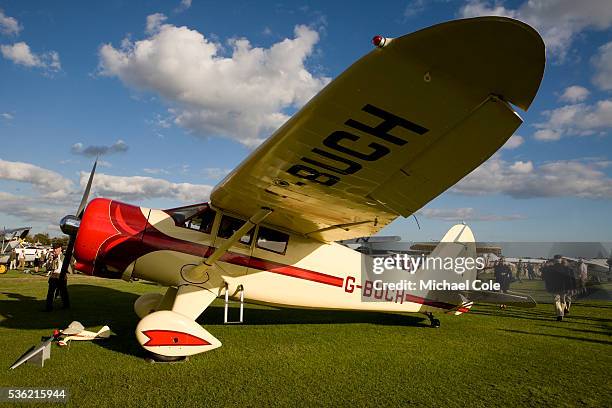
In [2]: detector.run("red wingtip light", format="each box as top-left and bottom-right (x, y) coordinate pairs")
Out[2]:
(372, 35), (386, 48)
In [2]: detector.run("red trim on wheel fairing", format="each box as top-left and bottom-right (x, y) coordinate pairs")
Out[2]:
(142, 330), (211, 346)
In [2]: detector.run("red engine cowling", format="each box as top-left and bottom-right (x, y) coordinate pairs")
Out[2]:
(73, 198), (148, 278)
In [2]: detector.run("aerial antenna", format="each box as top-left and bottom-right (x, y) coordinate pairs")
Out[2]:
(412, 214), (421, 230)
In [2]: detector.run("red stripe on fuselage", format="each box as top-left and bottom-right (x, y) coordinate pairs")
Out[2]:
(93, 201), (463, 311)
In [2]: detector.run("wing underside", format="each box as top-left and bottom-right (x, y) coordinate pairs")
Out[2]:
(211, 17), (545, 241)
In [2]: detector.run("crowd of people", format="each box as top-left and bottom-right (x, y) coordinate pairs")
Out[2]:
(540, 256), (589, 321)
(491, 255), (592, 321)
(7, 245), (70, 311)
(8, 246), (64, 276)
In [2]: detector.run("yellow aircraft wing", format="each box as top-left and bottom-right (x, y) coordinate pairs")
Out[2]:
(211, 17), (545, 242)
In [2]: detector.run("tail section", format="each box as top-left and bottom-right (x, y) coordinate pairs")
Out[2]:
(420, 223), (535, 310)
(419, 223), (478, 284)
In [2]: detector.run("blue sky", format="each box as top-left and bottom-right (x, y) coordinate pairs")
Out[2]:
(0, 0), (611, 242)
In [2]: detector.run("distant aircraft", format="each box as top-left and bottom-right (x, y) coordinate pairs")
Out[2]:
(0, 226), (31, 272)
(56, 17), (545, 360)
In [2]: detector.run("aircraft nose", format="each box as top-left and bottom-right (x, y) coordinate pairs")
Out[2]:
(59, 215), (80, 236)
(72, 198), (148, 277)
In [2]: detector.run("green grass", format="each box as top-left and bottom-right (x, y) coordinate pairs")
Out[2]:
(1, 270), (611, 407)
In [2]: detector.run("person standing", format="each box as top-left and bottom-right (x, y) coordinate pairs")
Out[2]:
(9, 249), (17, 270)
(17, 249), (25, 270)
(44, 245), (70, 311)
(516, 259), (523, 282)
(527, 262), (535, 280)
(34, 249), (41, 274)
(543, 257), (576, 321)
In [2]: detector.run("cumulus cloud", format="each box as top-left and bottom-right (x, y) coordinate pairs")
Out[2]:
(501, 134), (524, 149)
(0, 158), (73, 198)
(533, 99), (612, 141)
(0, 192), (66, 225)
(1, 112), (14, 120)
(453, 156), (612, 199)
(460, 0), (612, 60)
(145, 13), (167, 34)
(419, 207), (526, 222)
(592, 41), (612, 91)
(98, 19), (329, 147)
(84, 172), (213, 202)
(71, 139), (129, 157)
(0, 9), (21, 36)
(0, 42), (61, 71)
(559, 85), (590, 103)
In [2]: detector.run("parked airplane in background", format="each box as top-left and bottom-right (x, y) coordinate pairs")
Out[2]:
(57, 17), (545, 360)
(0, 227), (31, 273)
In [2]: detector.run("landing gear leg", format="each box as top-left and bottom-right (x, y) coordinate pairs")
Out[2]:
(426, 312), (440, 328)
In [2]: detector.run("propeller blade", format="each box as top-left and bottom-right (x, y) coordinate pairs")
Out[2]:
(58, 235), (76, 281)
(76, 160), (97, 219)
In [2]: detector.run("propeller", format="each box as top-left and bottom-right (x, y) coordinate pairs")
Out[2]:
(58, 160), (97, 280)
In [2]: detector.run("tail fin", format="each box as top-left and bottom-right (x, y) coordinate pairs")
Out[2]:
(414, 224), (478, 314)
(96, 326), (112, 339)
(424, 223), (478, 283)
(421, 223), (536, 310)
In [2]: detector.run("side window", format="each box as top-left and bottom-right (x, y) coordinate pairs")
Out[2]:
(168, 205), (216, 234)
(186, 208), (216, 234)
(218, 215), (253, 245)
(257, 227), (289, 255)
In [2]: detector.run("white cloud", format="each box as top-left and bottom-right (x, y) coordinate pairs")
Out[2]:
(404, 0), (426, 18)
(534, 99), (612, 141)
(533, 129), (561, 141)
(145, 13), (167, 34)
(453, 155), (612, 199)
(1, 112), (14, 120)
(175, 0), (193, 12)
(84, 172), (213, 203)
(592, 41), (612, 91)
(0, 42), (61, 71)
(559, 85), (590, 103)
(0, 9), (21, 36)
(0, 192), (66, 225)
(509, 160), (533, 173)
(0, 158), (73, 198)
(71, 139), (129, 157)
(419, 207), (526, 222)
(201, 167), (230, 180)
(502, 134), (524, 149)
(459, 0), (612, 60)
(98, 21), (329, 147)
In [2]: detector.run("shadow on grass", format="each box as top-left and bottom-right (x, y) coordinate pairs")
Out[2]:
(537, 324), (612, 337)
(1, 284), (427, 358)
(498, 329), (612, 346)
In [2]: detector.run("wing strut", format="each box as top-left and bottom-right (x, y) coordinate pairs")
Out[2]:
(189, 207), (273, 279)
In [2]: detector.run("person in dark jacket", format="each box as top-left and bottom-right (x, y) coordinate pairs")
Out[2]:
(541, 256), (577, 321)
(44, 245), (70, 311)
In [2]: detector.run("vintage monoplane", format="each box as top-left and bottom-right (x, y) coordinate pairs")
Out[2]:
(57, 17), (545, 360)
(0, 226), (30, 273)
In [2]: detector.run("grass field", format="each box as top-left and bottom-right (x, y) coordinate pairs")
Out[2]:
(1, 270), (611, 407)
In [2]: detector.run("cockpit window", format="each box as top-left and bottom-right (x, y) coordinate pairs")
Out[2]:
(218, 215), (253, 245)
(166, 204), (216, 234)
